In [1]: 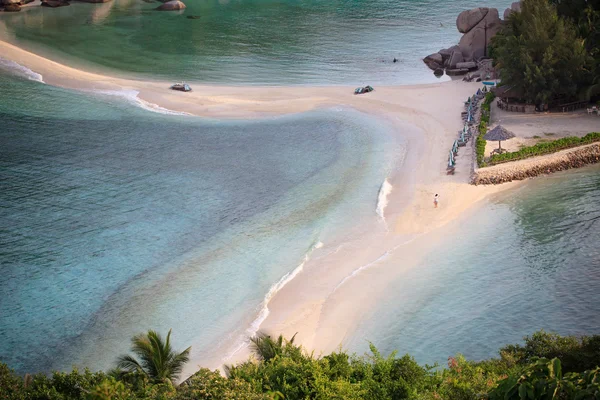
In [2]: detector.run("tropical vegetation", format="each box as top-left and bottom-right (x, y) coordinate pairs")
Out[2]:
(490, 0), (596, 105)
(476, 92), (496, 167)
(1, 330), (600, 400)
(116, 329), (191, 384)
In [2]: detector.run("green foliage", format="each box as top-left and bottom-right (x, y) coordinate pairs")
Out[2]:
(248, 332), (297, 363)
(488, 358), (600, 399)
(476, 92), (496, 167)
(176, 368), (266, 399)
(549, 0), (600, 80)
(491, 0), (593, 104)
(500, 331), (600, 373)
(0, 363), (25, 400)
(2, 330), (600, 400)
(424, 355), (507, 400)
(485, 132), (600, 165)
(117, 329), (191, 384)
(86, 378), (132, 400)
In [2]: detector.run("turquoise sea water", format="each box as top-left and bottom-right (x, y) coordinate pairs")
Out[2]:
(0, 70), (400, 373)
(1, 0), (599, 378)
(0, 0), (513, 84)
(349, 166), (600, 364)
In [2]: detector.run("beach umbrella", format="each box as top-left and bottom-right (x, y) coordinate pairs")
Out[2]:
(484, 125), (515, 152)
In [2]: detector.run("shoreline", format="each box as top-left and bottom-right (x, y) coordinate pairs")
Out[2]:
(0, 38), (518, 379)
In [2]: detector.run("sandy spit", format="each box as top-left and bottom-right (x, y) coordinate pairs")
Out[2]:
(0, 39), (521, 378)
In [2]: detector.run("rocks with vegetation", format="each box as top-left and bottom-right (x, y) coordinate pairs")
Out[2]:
(424, 5), (512, 77)
(1, 330), (599, 399)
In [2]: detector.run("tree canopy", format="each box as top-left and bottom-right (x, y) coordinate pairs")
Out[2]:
(1, 330), (600, 400)
(491, 0), (594, 105)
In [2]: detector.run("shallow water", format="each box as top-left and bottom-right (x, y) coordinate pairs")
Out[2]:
(0, 71), (400, 374)
(0, 0), (513, 85)
(348, 165), (600, 364)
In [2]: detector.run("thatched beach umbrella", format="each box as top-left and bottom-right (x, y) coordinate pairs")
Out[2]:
(484, 125), (515, 152)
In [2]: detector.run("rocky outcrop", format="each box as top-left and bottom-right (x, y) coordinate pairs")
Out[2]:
(472, 143), (600, 185)
(156, 0), (185, 10)
(423, 52), (443, 70)
(458, 8), (502, 61)
(448, 50), (464, 68)
(446, 68), (469, 76)
(456, 61), (477, 70)
(423, 2), (522, 77)
(41, 0), (70, 6)
(456, 8), (488, 33)
(3, 3), (21, 9)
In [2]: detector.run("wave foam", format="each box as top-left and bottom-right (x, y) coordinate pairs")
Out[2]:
(223, 241), (324, 362)
(0, 57), (45, 83)
(91, 89), (191, 116)
(332, 251), (390, 293)
(376, 178), (393, 225)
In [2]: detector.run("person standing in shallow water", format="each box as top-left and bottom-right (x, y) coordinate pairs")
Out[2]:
(434, 194), (439, 208)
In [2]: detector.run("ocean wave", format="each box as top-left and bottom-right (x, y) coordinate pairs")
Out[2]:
(223, 240), (324, 361)
(0, 57), (45, 83)
(332, 251), (391, 293)
(376, 178), (393, 225)
(91, 89), (191, 116)
(330, 235), (424, 294)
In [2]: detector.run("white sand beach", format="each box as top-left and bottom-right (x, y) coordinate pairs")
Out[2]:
(0, 39), (519, 376)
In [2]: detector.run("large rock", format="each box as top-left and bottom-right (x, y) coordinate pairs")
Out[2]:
(446, 68), (469, 76)
(3, 3), (21, 10)
(41, 0), (70, 6)
(156, 0), (185, 10)
(424, 52), (443, 65)
(458, 8), (502, 61)
(0, 0), (20, 5)
(456, 61), (477, 70)
(456, 8), (488, 33)
(448, 50), (464, 68)
(439, 45), (460, 61)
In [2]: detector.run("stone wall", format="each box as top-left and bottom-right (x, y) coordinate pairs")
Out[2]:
(471, 143), (600, 185)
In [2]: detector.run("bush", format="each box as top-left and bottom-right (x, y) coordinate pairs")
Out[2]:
(486, 132), (600, 166)
(1, 331), (600, 400)
(499, 331), (600, 373)
(476, 92), (496, 167)
(488, 358), (600, 400)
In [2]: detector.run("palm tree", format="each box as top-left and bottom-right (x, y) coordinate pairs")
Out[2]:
(116, 329), (191, 383)
(249, 332), (297, 362)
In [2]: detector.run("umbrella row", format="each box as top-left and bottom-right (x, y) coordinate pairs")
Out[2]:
(447, 87), (488, 174)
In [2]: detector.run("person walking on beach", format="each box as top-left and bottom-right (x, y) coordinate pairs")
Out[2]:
(434, 194), (439, 208)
